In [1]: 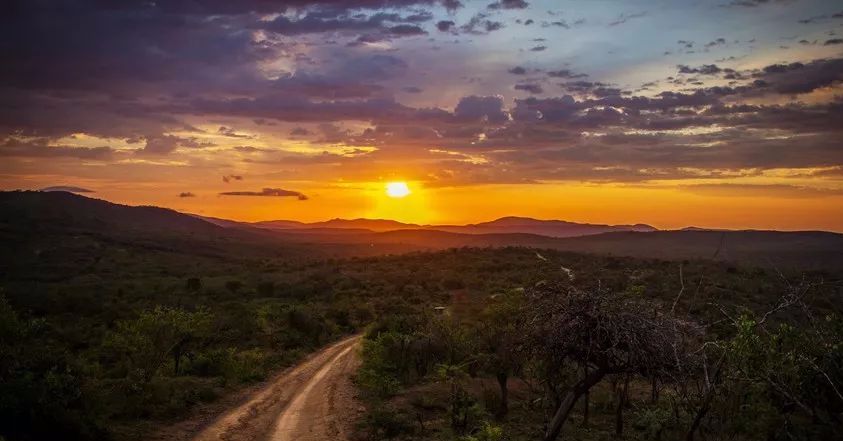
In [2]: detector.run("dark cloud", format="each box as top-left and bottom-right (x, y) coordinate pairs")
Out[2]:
(2, 0), (841, 189)
(1, 138), (114, 160)
(530, 45), (547, 51)
(182, 95), (446, 124)
(262, 10), (431, 37)
(436, 20), (456, 31)
(825, 38), (843, 45)
(725, 0), (788, 7)
(388, 24), (428, 35)
(40, 186), (95, 193)
(515, 83), (544, 94)
(219, 188), (308, 200)
(273, 54), (407, 98)
(460, 12), (505, 34)
(233, 146), (269, 153)
(454, 96), (510, 123)
(547, 69), (588, 79)
(558, 81), (622, 97)
(487, 0), (529, 10)
(222, 175), (244, 183)
(677, 64), (723, 75)
(218, 126), (253, 138)
(751, 58), (843, 94)
(608, 11), (647, 26)
(178, 192), (196, 198)
(542, 20), (569, 28)
(441, 0), (464, 13)
(704, 38), (727, 48)
(290, 127), (312, 136)
(0, 0), (437, 139)
(139, 134), (211, 155)
(485, 20), (505, 32)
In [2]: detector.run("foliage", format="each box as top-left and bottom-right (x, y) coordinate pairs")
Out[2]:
(354, 251), (842, 441)
(460, 422), (505, 441)
(1, 236), (841, 441)
(0, 296), (106, 440)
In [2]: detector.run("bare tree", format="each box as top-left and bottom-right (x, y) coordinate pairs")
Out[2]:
(522, 282), (699, 441)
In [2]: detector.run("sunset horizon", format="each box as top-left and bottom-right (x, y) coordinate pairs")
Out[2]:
(3, 2), (843, 440)
(3, 0), (843, 232)
(15, 182), (843, 232)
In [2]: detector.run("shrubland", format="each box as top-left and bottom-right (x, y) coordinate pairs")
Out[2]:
(1, 219), (840, 441)
(354, 250), (843, 441)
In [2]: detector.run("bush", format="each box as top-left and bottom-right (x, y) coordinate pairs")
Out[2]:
(365, 404), (414, 439)
(222, 348), (271, 384)
(461, 422), (504, 441)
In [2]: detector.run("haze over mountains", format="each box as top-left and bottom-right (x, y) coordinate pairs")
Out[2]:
(4, 190), (843, 271)
(218, 216), (657, 238)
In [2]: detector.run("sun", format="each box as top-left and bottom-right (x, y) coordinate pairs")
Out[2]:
(386, 181), (411, 198)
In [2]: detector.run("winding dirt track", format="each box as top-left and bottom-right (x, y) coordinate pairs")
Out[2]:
(190, 335), (362, 441)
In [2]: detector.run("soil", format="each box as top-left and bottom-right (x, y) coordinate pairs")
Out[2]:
(149, 335), (362, 441)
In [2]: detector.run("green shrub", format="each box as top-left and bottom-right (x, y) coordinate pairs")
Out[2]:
(365, 404), (414, 439)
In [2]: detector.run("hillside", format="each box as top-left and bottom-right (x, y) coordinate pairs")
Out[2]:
(430, 216), (656, 237)
(0, 192), (419, 283)
(3, 191), (843, 271)
(265, 228), (843, 270)
(242, 215), (656, 237)
(2, 191), (842, 441)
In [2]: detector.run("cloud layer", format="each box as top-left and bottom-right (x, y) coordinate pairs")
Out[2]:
(1, 0), (842, 206)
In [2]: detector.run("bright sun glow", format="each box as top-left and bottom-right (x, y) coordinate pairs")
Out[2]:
(386, 182), (411, 198)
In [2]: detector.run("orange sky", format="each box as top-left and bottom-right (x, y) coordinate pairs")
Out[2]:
(6, 176), (840, 232)
(3, 0), (843, 232)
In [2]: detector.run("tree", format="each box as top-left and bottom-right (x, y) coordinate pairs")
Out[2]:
(684, 281), (843, 441)
(0, 296), (104, 440)
(436, 362), (478, 434)
(106, 306), (212, 379)
(476, 290), (523, 418)
(522, 282), (698, 441)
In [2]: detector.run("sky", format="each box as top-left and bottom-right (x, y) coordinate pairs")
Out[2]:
(2, 0), (843, 230)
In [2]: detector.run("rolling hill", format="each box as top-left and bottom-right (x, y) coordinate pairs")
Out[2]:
(3, 191), (843, 271)
(239, 215), (656, 237)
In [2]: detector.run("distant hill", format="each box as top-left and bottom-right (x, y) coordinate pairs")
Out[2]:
(3, 191), (842, 271)
(253, 218), (420, 232)
(0, 191), (421, 281)
(243, 215), (656, 237)
(0, 191), (229, 237)
(431, 216), (656, 237)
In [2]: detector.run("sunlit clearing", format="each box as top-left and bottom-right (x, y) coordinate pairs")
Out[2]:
(386, 182), (410, 198)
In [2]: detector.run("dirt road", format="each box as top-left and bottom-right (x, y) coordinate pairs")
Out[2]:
(189, 335), (362, 441)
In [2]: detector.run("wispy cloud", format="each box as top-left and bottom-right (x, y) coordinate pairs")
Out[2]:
(219, 188), (308, 200)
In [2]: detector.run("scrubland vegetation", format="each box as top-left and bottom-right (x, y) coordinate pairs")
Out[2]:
(1, 235), (595, 440)
(355, 250), (843, 441)
(1, 191), (841, 441)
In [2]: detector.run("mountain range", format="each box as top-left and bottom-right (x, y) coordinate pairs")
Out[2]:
(3, 190), (843, 270)
(202, 215), (657, 238)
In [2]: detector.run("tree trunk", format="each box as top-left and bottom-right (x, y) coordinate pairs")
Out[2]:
(496, 372), (509, 418)
(687, 355), (725, 441)
(616, 374), (630, 436)
(651, 376), (659, 403)
(686, 389), (714, 441)
(582, 364), (589, 427)
(173, 346), (183, 375)
(543, 367), (606, 441)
